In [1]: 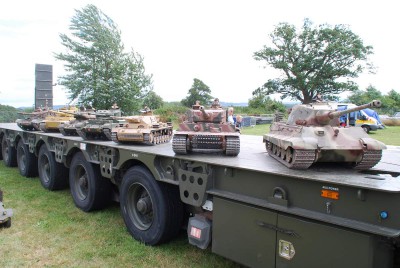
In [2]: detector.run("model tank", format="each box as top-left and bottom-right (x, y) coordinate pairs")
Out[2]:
(263, 100), (386, 170)
(0, 189), (13, 228)
(16, 108), (49, 131)
(76, 104), (122, 140)
(111, 108), (173, 144)
(38, 107), (78, 132)
(58, 107), (97, 136)
(172, 100), (240, 156)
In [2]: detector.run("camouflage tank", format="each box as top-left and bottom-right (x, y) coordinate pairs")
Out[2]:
(263, 100), (386, 170)
(58, 107), (97, 136)
(16, 108), (49, 131)
(38, 107), (78, 132)
(172, 100), (240, 156)
(111, 108), (173, 144)
(76, 105), (122, 140)
(0, 189), (13, 228)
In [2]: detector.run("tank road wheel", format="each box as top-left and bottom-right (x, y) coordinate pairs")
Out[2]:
(17, 140), (38, 177)
(2, 135), (17, 167)
(103, 128), (112, 140)
(120, 166), (184, 245)
(148, 133), (154, 144)
(285, 147), (294, 163)
(69, 152), (111, 212)
(38, 145), (69, 190)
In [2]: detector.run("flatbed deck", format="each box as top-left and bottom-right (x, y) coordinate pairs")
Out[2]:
(2, 123), (399, 191)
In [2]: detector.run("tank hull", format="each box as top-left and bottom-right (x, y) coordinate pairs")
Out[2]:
(173, 122), (240, 156)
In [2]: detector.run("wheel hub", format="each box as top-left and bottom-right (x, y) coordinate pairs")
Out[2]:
(136, 196), (152, 214)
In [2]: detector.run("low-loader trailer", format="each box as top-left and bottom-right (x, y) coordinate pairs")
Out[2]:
(1, 123), (400, 267)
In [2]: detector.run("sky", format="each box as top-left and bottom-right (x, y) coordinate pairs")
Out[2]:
(1, 0), (399, 107)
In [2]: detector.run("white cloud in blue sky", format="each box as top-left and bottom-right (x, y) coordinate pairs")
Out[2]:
(1, 0), (399, 107)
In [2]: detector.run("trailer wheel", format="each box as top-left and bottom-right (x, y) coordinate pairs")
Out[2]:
(120, 166), (184, 245)
(17, 140), (38, 177)
(69, 152), (110, 212)
(2, 135), (17, 167)
(38, 145), (68, 190)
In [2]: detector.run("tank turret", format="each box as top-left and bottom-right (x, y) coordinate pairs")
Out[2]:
(172, 100), (240, 156)
(58, 109), (96, 136)
(263, 100), (386, 170)
(288, 100), (381, 126)
(111, 109), (173, 144)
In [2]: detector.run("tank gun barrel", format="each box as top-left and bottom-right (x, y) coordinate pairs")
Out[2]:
(328, 100), (381, 119)
(199, 106), (209, 119)
(314, 100), (381, 125)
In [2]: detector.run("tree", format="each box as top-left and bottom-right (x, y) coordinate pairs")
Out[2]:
(54, 4), (152, 114)
(143, 90), (164, 110)
(347, 85), (383, 105)
(253, 19), (374, 104)
(248, 94), (286, 113)
(181, 78), (213, 107)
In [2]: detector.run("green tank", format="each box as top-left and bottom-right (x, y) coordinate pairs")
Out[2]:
(0, 189), (12, 228)
(111, 109), (173, 144)
(76, 106), (122, 140)
(58, 107), (97, 136)
(263, 100), (386, 169)
(172, 101), (240, 156)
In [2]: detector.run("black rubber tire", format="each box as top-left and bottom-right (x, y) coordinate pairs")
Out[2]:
(120, 166), (184, 245)
(69, 152), (111, 212)
(2, 135), (17, 167)
(38, 145), (69, 190)
(1, 218), (11, 228)
(362, 126), (371, 133)
(17, 140), (38, 177)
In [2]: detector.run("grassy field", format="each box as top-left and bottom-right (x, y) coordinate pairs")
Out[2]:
(240, 124), (400, 146)
(0, 162), (238, 268)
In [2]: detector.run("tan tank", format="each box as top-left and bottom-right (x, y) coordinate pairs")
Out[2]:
(172, 100), (240, 156)
(263, 100), (386, 169)
(111, 108), (173, 144)
(38, 107), (78, 132)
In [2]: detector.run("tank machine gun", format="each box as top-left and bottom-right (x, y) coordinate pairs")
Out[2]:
(110, 108), (173, 144)
(263, 100), (386, 169)
(172, 100), (240, 156)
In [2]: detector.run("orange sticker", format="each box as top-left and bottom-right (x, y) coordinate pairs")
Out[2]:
(321, 190), (339, 200)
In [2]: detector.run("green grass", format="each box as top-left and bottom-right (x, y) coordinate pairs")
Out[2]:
(0, 162), (238, 268)
(240, 124), (400, 146)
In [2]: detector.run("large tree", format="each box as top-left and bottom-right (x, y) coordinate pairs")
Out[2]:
(253, 19), (374, 104)
(142, 90), (164, 110)
(55, 4), (152, 114)
(181, 78), (213, 107)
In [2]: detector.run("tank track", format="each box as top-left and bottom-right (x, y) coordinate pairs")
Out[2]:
(354, 150), (382, 170)
(172, 134), (188, 154)
(111, 131), (118, 143)
(17, 124), (36, 131)
(103, 128), (112, 141)
(266, 141), (315, 169)
(76, 128), (87, 140)
(225, 136), (240, 156)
